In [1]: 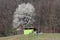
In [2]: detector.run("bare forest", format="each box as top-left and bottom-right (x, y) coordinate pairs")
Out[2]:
(0, 0), (60, 36)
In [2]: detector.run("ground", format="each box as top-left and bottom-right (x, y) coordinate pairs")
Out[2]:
(0, 33), (60, 40)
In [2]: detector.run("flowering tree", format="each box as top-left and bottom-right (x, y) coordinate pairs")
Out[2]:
(13, 3), (35, 31)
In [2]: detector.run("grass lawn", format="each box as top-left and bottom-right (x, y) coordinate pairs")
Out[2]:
(0, 33), (60, 40)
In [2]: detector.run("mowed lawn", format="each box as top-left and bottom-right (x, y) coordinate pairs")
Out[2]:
(0, 33), (60, 40)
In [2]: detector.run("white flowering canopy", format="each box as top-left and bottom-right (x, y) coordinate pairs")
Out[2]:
(13, 3), (35, 28)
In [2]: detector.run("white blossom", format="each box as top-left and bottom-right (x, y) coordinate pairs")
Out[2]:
(13, 3), (35, 28)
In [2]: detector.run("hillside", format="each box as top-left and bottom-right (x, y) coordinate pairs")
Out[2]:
(0, 33), (60, 40)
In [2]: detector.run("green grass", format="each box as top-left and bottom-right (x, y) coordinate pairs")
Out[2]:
(0, 33), (60, 40)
